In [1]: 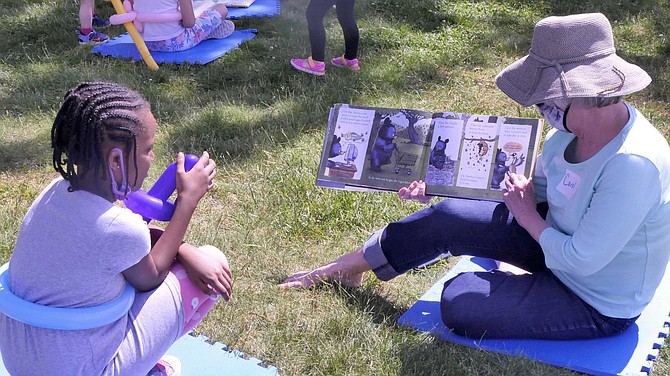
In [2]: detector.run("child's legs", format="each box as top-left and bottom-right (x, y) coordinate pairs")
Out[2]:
(104, 276), (183, 375)
(167, 247), (223, 338)
(106, 250), (223, 374)
(79, 0), (94, 29)
(440, 269), (638, 340)
(306, 0), (337, 62)
(145, 9), (224, 52)
(334, 0), (359, 60)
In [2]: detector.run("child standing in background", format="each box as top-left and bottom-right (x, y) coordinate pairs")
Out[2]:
(78, 0), (110, 44)
(291, 0), (360, 76)
(132, 0), (236, 52)
(0, 82), (232, 375)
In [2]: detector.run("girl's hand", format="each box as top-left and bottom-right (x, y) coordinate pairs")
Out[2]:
(398, 180), (433, 204)
(175, 151), (216, 209)
(178, 244), (232, 301)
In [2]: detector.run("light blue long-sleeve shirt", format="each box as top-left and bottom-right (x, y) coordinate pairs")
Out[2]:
(534, 103), (670, 318)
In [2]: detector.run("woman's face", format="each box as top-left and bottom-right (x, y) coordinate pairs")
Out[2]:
(129, 108), (157, 191)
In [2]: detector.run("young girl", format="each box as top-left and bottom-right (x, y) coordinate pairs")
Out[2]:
(0, 82), (232, 375)
(290, 0), (360, 76)
(132, 0), (236, 52)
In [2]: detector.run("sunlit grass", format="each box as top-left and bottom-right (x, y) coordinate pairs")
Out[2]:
(1, 0), (669, 374)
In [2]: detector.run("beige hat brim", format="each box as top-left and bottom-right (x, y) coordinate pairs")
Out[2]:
(495, 53), (651, 107)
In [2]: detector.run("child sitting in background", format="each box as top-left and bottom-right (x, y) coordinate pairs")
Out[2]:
(131, 0), (236, 52)
(0, 82), (232, 375)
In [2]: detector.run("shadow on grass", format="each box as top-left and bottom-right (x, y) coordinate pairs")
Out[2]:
(0, 136), (52, 172)
(268, 270), (406, 326)
(333, 284), (408, 325)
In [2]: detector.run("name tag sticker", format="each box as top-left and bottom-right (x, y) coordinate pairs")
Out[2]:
(557, 169), (581, 199)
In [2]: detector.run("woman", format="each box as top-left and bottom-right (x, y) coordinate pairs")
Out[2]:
(281, 13), (670, 340)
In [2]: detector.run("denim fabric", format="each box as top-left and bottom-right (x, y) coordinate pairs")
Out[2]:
(362, 198), (637, 340)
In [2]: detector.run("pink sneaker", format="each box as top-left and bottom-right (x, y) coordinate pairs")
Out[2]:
(331, 55), (360, 71)
(290, 56), (326, 76)
(147, 355), (181, 376)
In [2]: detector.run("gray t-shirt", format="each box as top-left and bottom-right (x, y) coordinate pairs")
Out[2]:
(0, 178), (183, 375)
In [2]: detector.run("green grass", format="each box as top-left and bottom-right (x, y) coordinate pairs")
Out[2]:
(1, 0), (669, 374)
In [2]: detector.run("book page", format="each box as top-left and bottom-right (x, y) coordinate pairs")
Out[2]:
(200, 0), (256, 9)
(456, 115), (498, 189)
(424, 114), (464, 188)
(317, 105), (433, 193)
(323, 105), (376, 181)
(425, 113), (541, 201)
(222, 0), (256, 8)
(489, 122), (534, 191)
(193, 0), (216, 15)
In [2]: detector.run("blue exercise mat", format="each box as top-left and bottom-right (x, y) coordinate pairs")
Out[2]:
(0, 332), (278, 375)
(91, 29), (257, 65)
(226, 0), (280, 19)
(398, 256), (670, 376)
(164, 333), (278, 375)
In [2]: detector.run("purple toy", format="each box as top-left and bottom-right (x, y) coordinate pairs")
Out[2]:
(124, 154), (199, 222)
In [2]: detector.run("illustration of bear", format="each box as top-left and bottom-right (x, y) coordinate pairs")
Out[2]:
(490, 149), (525, 189)
(429, 136), (449, 170)
(326, 134), (343, 168)
(369, 118), (398, 172)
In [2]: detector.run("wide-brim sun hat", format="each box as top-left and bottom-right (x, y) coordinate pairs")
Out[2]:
(495, 13), (651, 107)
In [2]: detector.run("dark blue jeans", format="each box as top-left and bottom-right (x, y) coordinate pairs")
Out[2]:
(306, 0), (359, 62)
(362, 198), (637, 340)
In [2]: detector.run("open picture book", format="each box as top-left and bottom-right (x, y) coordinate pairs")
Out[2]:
(195, 0), (256, 9)
(222, 0), (256, 8)
(317, 104), (544, 202)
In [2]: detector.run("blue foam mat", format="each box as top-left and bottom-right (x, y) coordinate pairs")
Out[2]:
(164, 333), (278, 375)
(398, 256), (670, 376)
(91, 29), (257, 65)
(0, 332), (278, 375)
(225, 0), (280, 19)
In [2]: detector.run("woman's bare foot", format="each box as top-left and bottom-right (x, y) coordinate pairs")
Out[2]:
(279, 268), (363, 288)
(279, 249), (369, 288)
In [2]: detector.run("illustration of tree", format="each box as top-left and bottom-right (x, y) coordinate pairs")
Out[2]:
(399, 109), (429, 145)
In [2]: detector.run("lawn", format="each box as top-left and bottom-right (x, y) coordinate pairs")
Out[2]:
(1, 0), (669, 375)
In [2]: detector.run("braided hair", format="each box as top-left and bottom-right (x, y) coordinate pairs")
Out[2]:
(51, 82), (149, 192)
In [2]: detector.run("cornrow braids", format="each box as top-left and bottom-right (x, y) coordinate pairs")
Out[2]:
(51, 82), (149, 191)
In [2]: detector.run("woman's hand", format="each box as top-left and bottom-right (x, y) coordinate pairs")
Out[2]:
(175, 151), (216, 209)
(503, 173), (548, 241)
(178, 244), (232, 301)
(502, 173), (535, 217)
(398, 180), (433, 204)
